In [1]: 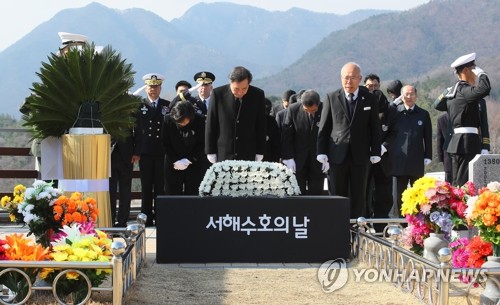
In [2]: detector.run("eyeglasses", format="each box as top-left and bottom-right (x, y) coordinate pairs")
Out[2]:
(342, 76), (360, 82)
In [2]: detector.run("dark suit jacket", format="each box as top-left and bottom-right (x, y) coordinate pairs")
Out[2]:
(437, 113), (452, 173)
(112, 126), (142, 167)
(374, 90), (398, 176)
(391, 104), (432, 177)
(137, 98), (170, 156)
(271, 103), (285, 116)
(170, 95), (207, 116)
(205, 84), (267, 161)
(263, 115), (281, 162)
(317, 87), (381, 165)
(281, 102), (323, 171)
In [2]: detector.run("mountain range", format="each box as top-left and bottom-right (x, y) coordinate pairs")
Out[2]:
(0, 2), (387, 118)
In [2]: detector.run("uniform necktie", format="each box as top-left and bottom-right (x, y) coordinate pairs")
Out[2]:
(152, 101), (157, 109)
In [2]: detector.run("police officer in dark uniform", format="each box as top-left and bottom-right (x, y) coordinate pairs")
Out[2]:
(137, 73), (170, 226)
(434, 53), (491, 187)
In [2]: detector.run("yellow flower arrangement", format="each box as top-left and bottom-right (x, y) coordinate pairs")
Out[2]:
(1, 184), (27, 222)
(400, 176), (437, 215)
(40, 223), (112, 303)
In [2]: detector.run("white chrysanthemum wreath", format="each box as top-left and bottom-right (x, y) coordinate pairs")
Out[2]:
(199, 160), (301, 197)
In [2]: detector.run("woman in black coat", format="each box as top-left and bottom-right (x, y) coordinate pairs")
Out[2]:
(162, 102), (208, 195)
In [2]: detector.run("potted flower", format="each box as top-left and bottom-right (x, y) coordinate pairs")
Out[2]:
(400, 176), (465, 261)
(1, 181), (63, 247)
(39, 223), (113, 304)
(450, 236), (492, 285)
(464, 181), (500, 303)
(0, 234), (51, 303)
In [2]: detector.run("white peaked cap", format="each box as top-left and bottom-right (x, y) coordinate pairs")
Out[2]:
(58, 32), (89, 44)
(450, 52), (476, 68)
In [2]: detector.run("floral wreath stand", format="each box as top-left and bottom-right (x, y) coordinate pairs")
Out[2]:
(59, 129), (111, 227)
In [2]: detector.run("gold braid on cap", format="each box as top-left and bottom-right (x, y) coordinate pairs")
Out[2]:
(196, 77), (213, 84)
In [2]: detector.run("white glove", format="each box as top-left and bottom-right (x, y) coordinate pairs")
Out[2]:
(282, 159), (296, 173)
(207, 154), (217, 164)
(321, 161), (330, 174)
(255, 154), (264, 161)
(481, 149), (489, 155)
(173, 160), (189, 170)
(316, 154), (328, 164)
(180, 158), (192, 166)
(370, 156), (381, 164)
(381, 145), (387, 156)
(424, 158), (432, 166)
(472, 67), (486, 76)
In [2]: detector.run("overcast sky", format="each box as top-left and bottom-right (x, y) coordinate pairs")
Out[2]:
(0, 0), (430, 51)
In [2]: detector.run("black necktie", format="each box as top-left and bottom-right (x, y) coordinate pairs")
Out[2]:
(152, 101), (157, 109)
(348, 93), (355, 117)
(234, 98), (241, 114)
(308, 113), (314, 129)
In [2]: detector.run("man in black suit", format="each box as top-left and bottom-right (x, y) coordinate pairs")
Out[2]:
(205, 66), (267, 163)
(436, 112), (453, 183)
(109, 125), (141, 227)
(364, 74), (399, 226)
(137, 73), (170, 226)
(317, 62), (381, 218)
(282, 90), (326, 195)
(272, 89), (296, 116)
(435, 52), (491, 186)
(263, 98), (281, 162)
(392, 85), (432, 216)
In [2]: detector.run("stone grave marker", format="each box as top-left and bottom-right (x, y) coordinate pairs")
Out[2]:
(469, 154), (500, 189)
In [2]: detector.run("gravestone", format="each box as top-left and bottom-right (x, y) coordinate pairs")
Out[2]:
(469, 154), (500, 189)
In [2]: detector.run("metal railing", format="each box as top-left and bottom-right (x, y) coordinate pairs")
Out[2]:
(0, 214), (147, 305)
(351, 217), (500, 305)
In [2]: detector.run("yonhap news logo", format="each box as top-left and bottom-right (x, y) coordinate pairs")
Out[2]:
(317, 258), (488, 293)
(317, 258), (349, 292)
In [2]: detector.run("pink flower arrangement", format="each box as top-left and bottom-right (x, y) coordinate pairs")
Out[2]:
(400, 177), (473, 254)
(450, 236), (492, 285)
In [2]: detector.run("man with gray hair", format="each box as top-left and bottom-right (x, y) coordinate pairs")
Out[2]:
(317, 62), (381, 218)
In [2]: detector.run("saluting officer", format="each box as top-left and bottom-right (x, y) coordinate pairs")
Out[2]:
(137, 73), (170, 226)
(194, 71), (216, 114)
(434, 53), (491, 186)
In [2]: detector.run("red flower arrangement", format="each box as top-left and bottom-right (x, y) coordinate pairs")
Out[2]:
(450, 236), (492, 285)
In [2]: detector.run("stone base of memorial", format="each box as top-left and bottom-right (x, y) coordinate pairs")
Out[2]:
(155, 161), (351, 263)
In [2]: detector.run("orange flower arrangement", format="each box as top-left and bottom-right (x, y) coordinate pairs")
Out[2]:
(465, 181), (500, 255)
(53, 192), (99, 226)
(0, 234), (51, 302)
